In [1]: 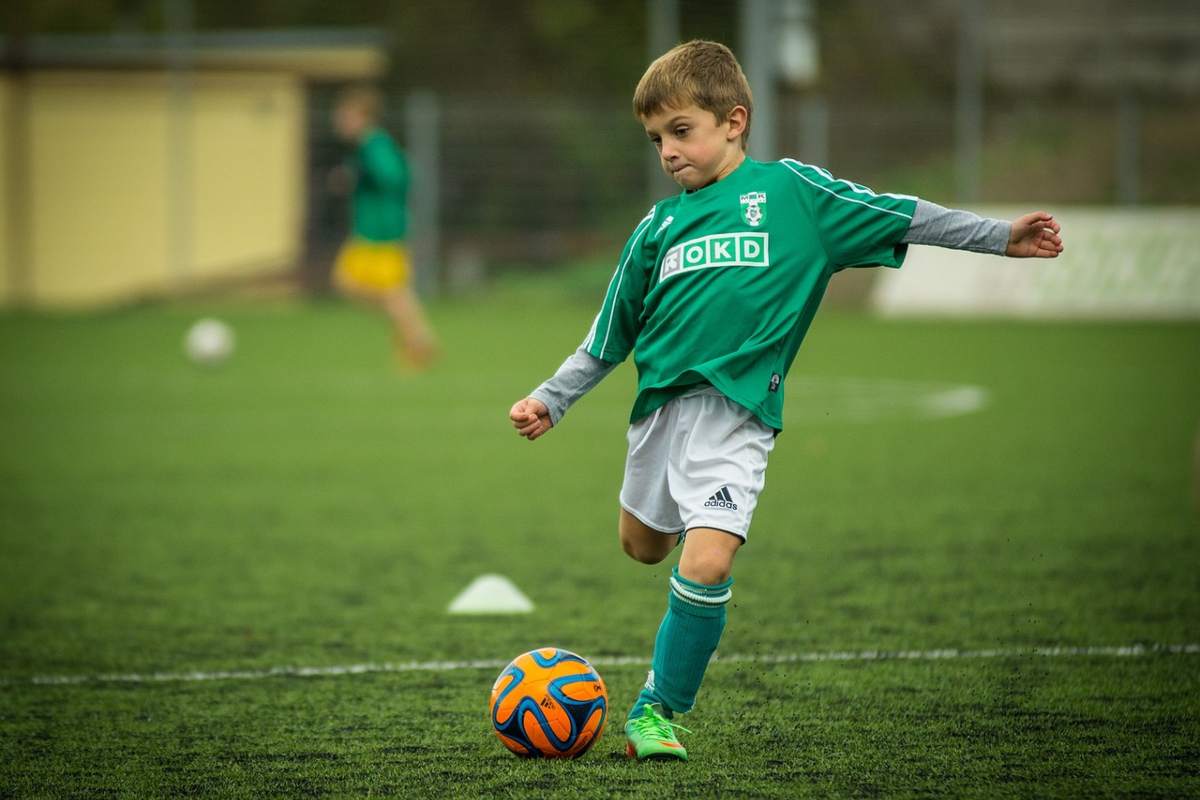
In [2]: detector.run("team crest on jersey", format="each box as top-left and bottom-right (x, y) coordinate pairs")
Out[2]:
(739, 192), (767, 227)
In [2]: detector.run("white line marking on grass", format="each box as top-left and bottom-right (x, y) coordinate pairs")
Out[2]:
(3, 644), (1197, 688)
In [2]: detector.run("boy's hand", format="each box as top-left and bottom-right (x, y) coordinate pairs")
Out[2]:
(1007, 211), (1064, 258)
(509, 397), (553, 441)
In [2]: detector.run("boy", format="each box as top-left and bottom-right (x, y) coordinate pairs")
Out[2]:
(331, 86), (438, 368)
(508, 40), (1062, 761)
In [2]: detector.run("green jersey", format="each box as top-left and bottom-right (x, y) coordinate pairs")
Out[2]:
(584, 157), (917, 430)
(351, 128), (409, 242)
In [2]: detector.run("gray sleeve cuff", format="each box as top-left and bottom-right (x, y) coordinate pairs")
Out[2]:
(529, 346), (617, 426)
(901, 199), (1010, 255)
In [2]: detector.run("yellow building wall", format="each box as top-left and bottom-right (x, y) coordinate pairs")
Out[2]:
(190, 74), (304, 279)
(0, 76), (12, 304)
(28, 72), (171, 306)
(17, 70), (303, 308)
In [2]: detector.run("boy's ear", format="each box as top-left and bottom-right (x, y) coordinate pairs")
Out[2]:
(725, 105), (749, 141)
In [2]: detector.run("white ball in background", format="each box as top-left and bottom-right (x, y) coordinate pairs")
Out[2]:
(184, 318), (235, 365)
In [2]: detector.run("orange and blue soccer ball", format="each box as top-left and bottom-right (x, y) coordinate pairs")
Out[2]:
(489, 647), (608, 758)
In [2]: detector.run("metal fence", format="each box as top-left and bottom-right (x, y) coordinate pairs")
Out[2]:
(302, 86), (1200, 294)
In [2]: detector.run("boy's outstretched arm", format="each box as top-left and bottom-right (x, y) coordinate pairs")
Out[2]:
(509, 346), (616, 441)
(901, 200), (1063, 258)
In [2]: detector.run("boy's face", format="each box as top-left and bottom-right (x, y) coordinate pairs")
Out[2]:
(642, 103), (747, 191)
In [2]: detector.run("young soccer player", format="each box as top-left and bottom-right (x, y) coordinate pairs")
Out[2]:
(508, 40), (1063, 761)
(331, 86), (438, 368)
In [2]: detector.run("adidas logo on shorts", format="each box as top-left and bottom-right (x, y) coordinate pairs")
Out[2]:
(704, 486), (738, 511)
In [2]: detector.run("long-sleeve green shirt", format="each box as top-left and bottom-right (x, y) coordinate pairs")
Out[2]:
(351, 128), (409, 242)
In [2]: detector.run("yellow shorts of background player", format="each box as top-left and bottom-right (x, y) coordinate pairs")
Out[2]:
(334, 239), (411, 295)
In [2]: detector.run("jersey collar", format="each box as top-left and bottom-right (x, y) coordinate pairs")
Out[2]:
(679, 156), (755, 202)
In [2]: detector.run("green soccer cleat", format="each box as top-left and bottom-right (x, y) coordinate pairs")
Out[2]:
(624, 704), (691, 761)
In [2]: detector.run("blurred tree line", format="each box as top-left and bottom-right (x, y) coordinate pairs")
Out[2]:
(17, 0), (959, 100)
(16, 0), (735, 96)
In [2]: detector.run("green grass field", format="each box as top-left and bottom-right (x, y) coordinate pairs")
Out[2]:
(2, 284), (1198, 797)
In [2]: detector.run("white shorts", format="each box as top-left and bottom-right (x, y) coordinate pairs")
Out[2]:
(619, 386), (775, 541)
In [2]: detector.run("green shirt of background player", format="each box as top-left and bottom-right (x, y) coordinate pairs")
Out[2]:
(351, 127), (409, 242)
(331, 86), (438, 368)
(508, 41), (1063, 762)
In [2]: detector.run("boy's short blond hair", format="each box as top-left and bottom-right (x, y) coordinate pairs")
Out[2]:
(336, 85), (382, 122)
(633, 40), (754, 148)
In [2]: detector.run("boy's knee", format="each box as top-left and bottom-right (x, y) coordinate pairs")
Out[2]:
(677, 554), (732, 585)
(619, 530), (670, 564)
(678, 529), (741, 584)
(617, 511), (677, 564)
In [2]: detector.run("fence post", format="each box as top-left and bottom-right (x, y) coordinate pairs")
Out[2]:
(740, 0), (778, 162)
(646, 0), (680, 201)
(405, 90), (440, 297)
(1116, 89), (1140, 206)
(955, 0), (984, 204)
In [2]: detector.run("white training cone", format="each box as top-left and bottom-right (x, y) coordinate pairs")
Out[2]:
(447, 574), (534, 615)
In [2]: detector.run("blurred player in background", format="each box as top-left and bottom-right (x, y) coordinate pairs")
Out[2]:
(331, 86), (438, 368)
(510, 40), (1063, 763)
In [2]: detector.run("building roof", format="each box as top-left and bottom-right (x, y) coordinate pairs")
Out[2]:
(4, 28), (389, 79)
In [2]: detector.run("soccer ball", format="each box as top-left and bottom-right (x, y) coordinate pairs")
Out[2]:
(489, 648), (608, 758)
(184, 318), (235, 365)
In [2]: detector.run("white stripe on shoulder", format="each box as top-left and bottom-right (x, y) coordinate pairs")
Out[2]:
(782, 159), (918, 201)
(779, 159), (915, 220)
(592, 211), (655, 357)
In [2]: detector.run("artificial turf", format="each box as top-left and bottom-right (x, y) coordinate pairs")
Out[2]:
(1, 286), (1197, 797)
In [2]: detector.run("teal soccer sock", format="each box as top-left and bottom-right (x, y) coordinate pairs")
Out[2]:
(628, 566), (732, 720)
